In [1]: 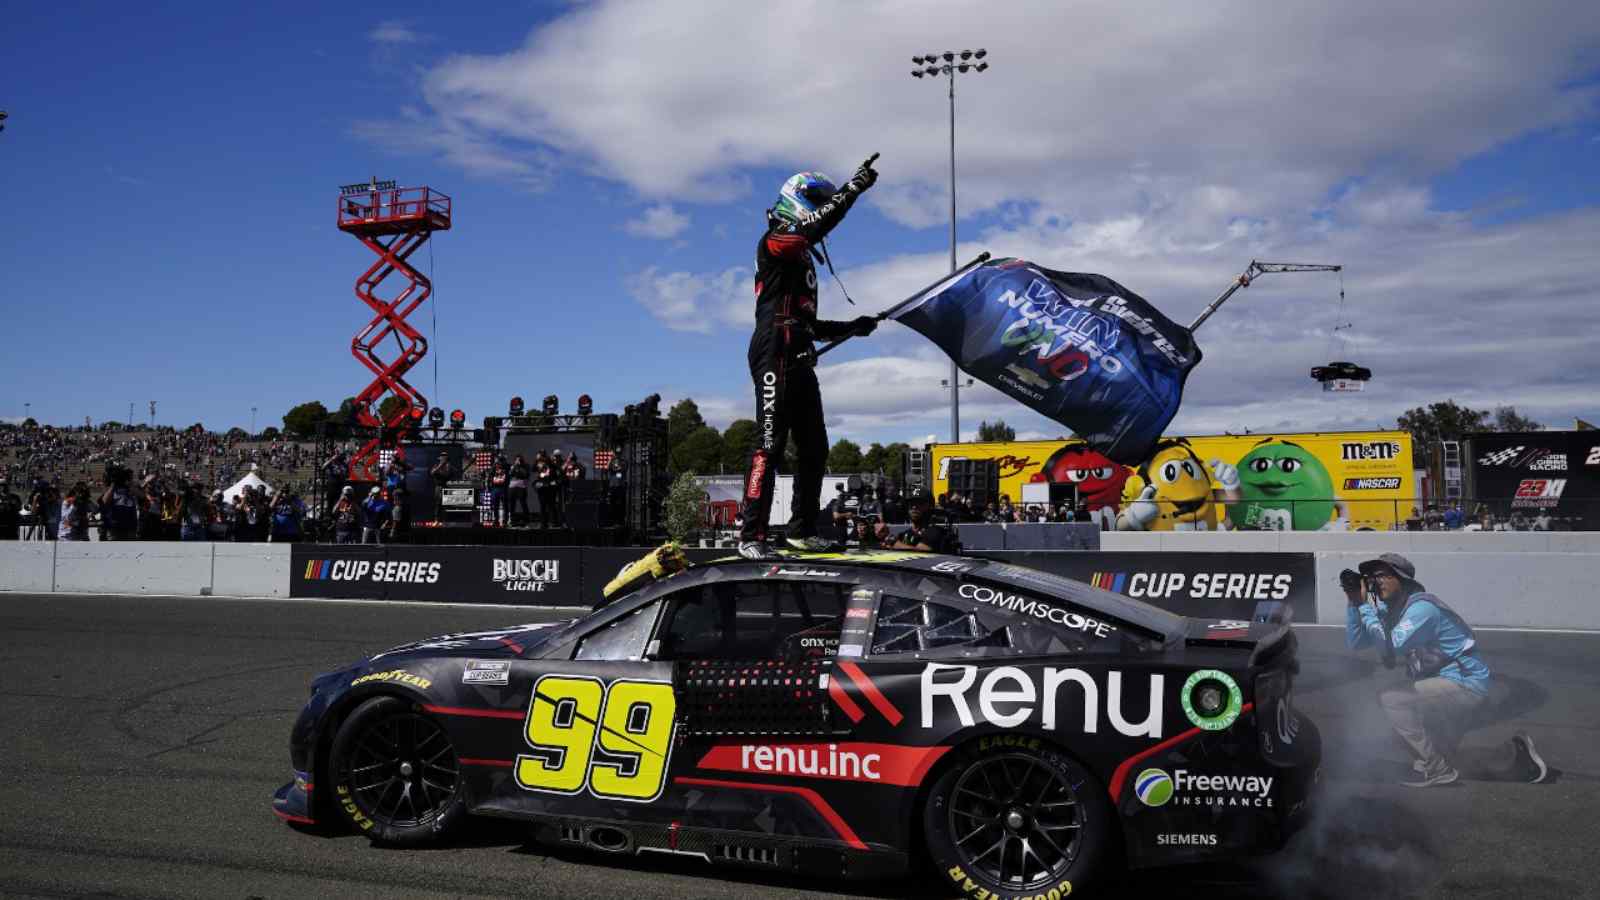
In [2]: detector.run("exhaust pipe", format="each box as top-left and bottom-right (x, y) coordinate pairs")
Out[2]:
(585, 825), (633, 854)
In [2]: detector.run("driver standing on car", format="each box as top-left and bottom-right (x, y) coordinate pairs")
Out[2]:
(1344, 553), (1548, 786)
(737, 159), (882, 559)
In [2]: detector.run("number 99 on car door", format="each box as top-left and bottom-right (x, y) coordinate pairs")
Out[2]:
(515, 674), (676, 802)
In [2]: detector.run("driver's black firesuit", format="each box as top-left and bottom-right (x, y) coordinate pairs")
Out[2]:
(739, 186), (863, 542)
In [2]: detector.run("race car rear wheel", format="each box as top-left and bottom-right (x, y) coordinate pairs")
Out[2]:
(922, 743), (1112, 900)
(328, 696), (466, 845)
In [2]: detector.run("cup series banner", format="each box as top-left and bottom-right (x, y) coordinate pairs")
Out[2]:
(291, 544), (1314, 622)
(290, 545), (587, 606)
(1002, 551), (1316, 623)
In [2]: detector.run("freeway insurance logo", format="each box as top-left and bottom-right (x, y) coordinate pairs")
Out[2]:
(1135, 768), (1174, 806)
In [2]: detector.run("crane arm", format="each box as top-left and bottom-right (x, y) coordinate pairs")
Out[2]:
(1189, 259), (1342, 331)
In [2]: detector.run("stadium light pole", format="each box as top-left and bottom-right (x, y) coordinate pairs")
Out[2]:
(912, 49), (988, 443)
(251, 406), (258, 436)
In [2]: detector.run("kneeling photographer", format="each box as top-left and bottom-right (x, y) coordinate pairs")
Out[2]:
(1344, 553), (1548, 786)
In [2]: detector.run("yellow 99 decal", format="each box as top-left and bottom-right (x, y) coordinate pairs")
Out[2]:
(515, 675), (676, 803)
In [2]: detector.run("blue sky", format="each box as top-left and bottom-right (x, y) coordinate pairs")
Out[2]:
(4, 1), (1598, 444)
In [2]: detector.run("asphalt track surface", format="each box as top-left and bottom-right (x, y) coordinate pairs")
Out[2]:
(3, 593), (1597, 900)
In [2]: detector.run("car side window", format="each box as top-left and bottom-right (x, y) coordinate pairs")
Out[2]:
(871, 594), (1009, 656)
(574, 600), (661, 661)
(655, 579), (846, 661)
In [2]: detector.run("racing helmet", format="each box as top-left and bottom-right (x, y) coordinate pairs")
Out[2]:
(771, 172), (837, 225)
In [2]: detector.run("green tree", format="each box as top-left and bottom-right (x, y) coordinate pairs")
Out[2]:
(334, 396), (361, 426)
(225, 427), (247, 439)
(977, 420), (1016, 442)
(1492, 406), (1542, 433)
(377, 395), (408, 424)
(667, 398), (705, 448)
(662, 472), (709, 543)
(672, 425), (724, 475)
(721, 419), (758, 472)
(22, 417), (38, 430)
(1397, 400), (1491, 466)
(827, 439), (864, 473)
(282, 401), (329, 437)
(260, 426), (281, 440)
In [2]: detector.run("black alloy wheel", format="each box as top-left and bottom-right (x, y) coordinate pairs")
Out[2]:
(923, 743), (1111, 900)
(329, 696), (466, 845)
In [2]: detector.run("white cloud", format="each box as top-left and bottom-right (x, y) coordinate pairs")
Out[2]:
(370, 21), (421, 44)
(409, 0), (1599, 226)
(624, 266), (749, 333)
(623, 204), (691, 239)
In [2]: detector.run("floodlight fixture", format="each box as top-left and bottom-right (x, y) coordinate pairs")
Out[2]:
(543, 394), (559, 416)
(509, 395), (524, 416)
(975, 48), (987, 59)
(976, 62), (988, 72)
(912, 55), (925, 64)
(960, 50), (973, 60)
(924, 65), (940, 76)
(913, 70), (925, 77)
(942, 51), (954, 61)
(958, 64), (970, 73)
(577, 394), (594, 416)
(449, 409), (466, 429)
(428, 407), (445, 428)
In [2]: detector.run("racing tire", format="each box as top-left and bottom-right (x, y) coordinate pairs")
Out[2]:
(328, 696), (467, 846)
(922, 740), (1113, 900)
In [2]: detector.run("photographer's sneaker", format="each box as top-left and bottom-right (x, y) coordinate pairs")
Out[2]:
(1402, 758), (1459, 788)
(737, 541), (776, 560)
(1514, 733), (1549, 783)
(785, 535), (836, 552)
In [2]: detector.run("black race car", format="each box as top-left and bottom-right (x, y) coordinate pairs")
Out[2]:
(274, 549), (1319, 898)
(1310, 361), (1372, 382)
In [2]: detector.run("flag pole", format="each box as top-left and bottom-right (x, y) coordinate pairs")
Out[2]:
(806, 251), (991, 362)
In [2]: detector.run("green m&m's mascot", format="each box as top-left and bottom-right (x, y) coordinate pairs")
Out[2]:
(1229, 439), (1348, 531)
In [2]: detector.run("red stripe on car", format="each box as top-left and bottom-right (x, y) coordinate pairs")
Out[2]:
(1107, 702), (1255, 800)
(422, 704), (524, 720)
(839, 661), (903, 726)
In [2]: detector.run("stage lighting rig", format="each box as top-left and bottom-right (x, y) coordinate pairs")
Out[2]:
(428, 407), (445, 428)
(449, 409), (466, 430)
(543, 395), (560, 417)
(577, 394), (594, 416)
(509, 396), (524, 417)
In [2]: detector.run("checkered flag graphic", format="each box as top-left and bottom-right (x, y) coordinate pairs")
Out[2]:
(1478, 446), (1525, 466)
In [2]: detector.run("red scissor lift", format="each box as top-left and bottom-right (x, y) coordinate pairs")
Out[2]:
(336, 185), (451, 482)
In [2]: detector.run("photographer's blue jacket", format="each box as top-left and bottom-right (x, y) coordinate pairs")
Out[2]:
(1349, 595), (1491, 695)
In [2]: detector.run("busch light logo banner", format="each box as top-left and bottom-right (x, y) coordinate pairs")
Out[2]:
(891, 258), (1201, 464)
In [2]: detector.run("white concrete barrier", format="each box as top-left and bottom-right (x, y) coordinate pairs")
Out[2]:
(0, 542), (58, 592)
(213, 543), (292, 598)
(1313, 551), (1600, 630)
(52, 542), (215, 596)
(1101, 530), (1600, 554)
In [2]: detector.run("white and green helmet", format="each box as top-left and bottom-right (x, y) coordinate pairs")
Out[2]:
(771, 172), (838, 225)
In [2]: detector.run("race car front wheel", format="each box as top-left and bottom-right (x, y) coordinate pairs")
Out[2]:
(328, 696), (467, 845)
(922, 743), (1112, 900)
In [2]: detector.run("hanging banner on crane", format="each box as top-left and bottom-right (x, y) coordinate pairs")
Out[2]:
(889, 257), (1201, 464)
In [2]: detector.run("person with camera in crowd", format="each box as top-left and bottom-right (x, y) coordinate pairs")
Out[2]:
(890, 489), (960, 553)
(1344, 552), (1549, 786)
(269, 490), (304, 543)
(385, 485), (411, 543)
(178, 483), (209, 541)
(99, 466), (140, 541)
(57, 482), (92, 541)
(331, 485), (359, 544)
(361, 486), (390, 544)
(29, 479), (60, 541)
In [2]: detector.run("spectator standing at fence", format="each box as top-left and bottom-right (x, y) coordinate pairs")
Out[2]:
(207, 490), (229, 541)
(0, 482), (20, 540)
(58, 483), (91, 541)
(178, 484), (209, 541)
(100, 475), (139, 541)
(30, 480), (59, 541)
(139, 476), (163, 540)
(386, 486), (412, 543)
(362, 487), (389, 544)
(507, 455), (531, 527)
(489, 462), (509, 526)
(534, 455), (561, 529)
(332, 486), (359, 544)
(430, 454), (455, 521)
(270, 490), (303, 543)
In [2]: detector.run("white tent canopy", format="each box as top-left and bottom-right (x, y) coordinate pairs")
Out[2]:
(222, 471), (274, 504)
